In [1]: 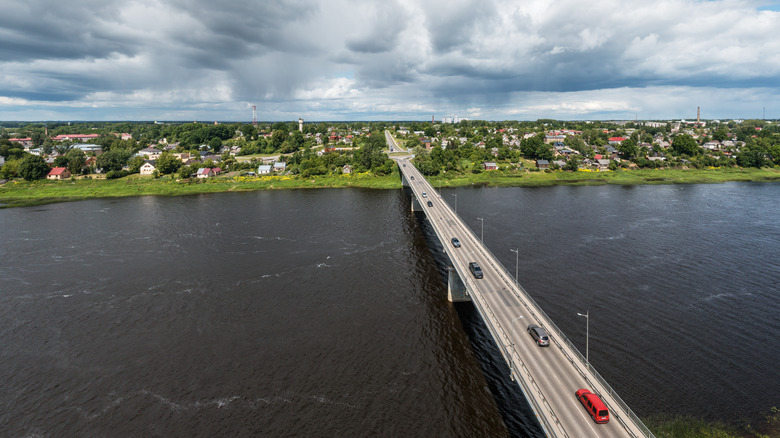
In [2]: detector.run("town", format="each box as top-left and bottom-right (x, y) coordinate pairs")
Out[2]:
(0, 117), (778, 185)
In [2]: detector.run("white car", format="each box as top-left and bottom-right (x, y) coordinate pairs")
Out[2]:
(422, 192), (427, 198)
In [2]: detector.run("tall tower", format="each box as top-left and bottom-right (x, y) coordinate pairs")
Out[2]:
(697, 107), (700, 125)
(298, 118), (303, 132)
(252, 105), (257, 127)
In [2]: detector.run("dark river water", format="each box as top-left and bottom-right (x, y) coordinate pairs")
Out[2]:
(1, 182), (778, 437)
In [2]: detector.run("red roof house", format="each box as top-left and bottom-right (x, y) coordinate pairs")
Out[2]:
(47, 167), (72, 180)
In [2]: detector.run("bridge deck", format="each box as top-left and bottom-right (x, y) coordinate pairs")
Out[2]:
(396, 156), (652, 438)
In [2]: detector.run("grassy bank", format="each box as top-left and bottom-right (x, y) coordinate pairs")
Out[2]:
(0, 172), (400, 208)
(428, 167), (780, 188)
(1, 167), (779, 208)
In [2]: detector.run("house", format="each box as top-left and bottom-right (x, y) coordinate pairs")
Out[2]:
(196, 168), (215, 178)
(273, 162), (287, 172)
(483, 162), (498, 170)
(139, 161), (156, 175)
(595, 159), (611, 171)
(72, 143), (103, 154)
(51, 134), (100, 142)
(257, 165), (272, 174)
(553, 160), (566, 168)
(47, 167), (71, 180)
(137, 147), (162, 160)
(608, 137), (626, 145)
(342, 164), (352, 174)
(536, 160), (550, 169)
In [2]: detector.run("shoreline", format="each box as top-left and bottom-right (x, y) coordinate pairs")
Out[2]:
(1, 167), (779, 209)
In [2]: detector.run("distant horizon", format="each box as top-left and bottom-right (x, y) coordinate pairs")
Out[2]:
(1, 117), (778, 125)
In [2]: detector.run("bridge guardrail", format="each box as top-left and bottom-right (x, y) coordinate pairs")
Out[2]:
(436, 183), (655, 438)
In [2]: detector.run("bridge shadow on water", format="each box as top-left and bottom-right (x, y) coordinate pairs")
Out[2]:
(403, 186), (544, 438)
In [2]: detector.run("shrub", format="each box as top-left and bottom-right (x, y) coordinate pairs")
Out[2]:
(106, 170), (130, 179)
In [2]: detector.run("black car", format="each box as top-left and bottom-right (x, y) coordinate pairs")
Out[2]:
(527, 324), (550, 347)
(451, 237), (461, 248)
(427, 201), (433, 207)
(469, 262), (483, 279)
(410, 176), (414, 180)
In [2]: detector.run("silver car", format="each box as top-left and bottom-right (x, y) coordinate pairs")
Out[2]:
(527, 324), (550, 347)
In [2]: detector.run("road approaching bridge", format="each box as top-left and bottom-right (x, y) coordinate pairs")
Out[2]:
(396, 156), (654, 438)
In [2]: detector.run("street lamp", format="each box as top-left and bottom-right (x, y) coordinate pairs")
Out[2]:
(510, 248), (519, 286)
(477, 217), (484, 242)
(577, 311), (589, 364)
(509, 315), (524, 380)
(451, 193), (457, 213)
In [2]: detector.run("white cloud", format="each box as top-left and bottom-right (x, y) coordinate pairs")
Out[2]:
(0, 0), (778, 120)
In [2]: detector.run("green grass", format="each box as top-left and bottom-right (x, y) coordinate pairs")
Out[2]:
(0, 172), (402, 208)
(1, 166), (779, 209)
(427, 167), (780, 188)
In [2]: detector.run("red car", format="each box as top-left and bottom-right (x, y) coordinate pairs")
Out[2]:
(575, 388), (609, 424)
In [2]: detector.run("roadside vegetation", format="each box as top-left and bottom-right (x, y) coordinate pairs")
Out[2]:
(1, 119), (779, 208)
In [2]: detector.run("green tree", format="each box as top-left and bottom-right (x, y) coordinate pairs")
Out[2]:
(96, 149), (131, 172)
(617, 138), (638, 158)
(672, 134), (700, 156)
(18, 154), (49, 181)
(128, 155), (145, 173)
(0, 158), (20, 179)
(564, 155), (582, 171)
(155, 151), (182, 174)
(271, 129), (287, 151)
(65, 149), (86, 175)
(208, 137), (223, 153)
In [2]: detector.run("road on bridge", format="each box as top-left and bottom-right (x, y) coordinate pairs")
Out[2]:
(396, 156), (650, 438)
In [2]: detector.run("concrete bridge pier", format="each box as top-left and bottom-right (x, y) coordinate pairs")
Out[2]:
(410, 194), (423, 212)
(448, 265), (471, 302)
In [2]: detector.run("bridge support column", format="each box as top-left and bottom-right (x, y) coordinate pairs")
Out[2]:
(448, 265), (471, 302)
(411, 194), (423, 212)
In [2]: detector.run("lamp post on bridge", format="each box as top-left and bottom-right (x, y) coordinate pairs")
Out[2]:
(510, 248), (519, 287)
(477, 217), (484, 242)
(577, 311), (589, 364)
(509, 315), (523, 381)
(451, 193), (457, 213)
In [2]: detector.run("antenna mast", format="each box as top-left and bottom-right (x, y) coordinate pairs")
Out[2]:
(252, 105), (257, 127)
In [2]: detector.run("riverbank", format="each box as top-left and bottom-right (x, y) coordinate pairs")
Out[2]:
(1, 167), (779, 208)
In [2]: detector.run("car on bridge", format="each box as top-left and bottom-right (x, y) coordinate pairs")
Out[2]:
(527, 324), (550, 347)
(410, 176), (414, 180)
(451, 237), (461, 248)
(576, 389), (610, 424)
(422, 192), (427, 197)
(468, 262), (483, 279)
(427, 201), (433, 207)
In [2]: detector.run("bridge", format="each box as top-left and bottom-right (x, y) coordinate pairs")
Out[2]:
(394, 153), (654, 438)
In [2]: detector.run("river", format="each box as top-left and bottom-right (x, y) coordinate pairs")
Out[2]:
(0, 182), (777, 436)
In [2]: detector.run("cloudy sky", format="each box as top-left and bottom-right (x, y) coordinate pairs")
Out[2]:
(1, 0), (779, 121)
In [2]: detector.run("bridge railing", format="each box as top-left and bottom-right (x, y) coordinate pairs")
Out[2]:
(441, 192), (655, 438)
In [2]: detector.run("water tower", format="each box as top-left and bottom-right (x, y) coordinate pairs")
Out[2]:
(298, 118), (304, 132)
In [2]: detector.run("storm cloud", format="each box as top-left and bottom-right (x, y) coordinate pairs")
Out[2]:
(0, 0), (779, 120)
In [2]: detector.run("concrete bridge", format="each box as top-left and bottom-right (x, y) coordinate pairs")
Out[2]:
(396, 156), (655, 438)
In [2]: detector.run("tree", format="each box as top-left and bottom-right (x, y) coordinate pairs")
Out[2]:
(208, 137), (223, 153)
(617, 138), (638, 158)
(18, 154), (49, 181)
(671, 134), (700, 156)
(128, 155), (145, 173)
(65, 148), (86, 175)
(96, 149), (131, 172)
(155, 151), (181, 174)
(564, 155), (582, 171)
(271, 129), (287, 151)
